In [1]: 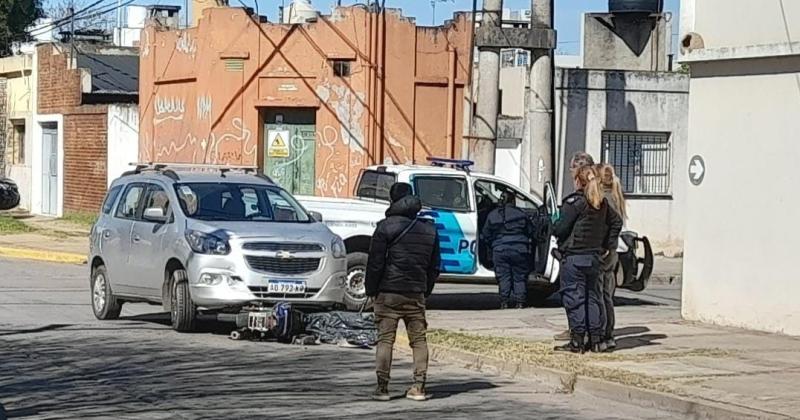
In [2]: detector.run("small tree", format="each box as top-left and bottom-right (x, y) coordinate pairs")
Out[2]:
(0, 0), (44, 56)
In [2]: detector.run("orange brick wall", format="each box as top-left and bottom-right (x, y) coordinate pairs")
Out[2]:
(37, 44), (109, 213)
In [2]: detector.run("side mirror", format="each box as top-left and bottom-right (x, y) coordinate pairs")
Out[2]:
(309, 211), (323, 222)
(143, 207), (168, 223)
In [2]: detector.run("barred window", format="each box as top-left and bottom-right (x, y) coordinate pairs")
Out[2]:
(602, 131), (672, 197)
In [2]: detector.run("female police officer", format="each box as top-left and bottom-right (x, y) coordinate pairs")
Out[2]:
(553, 165), (622, 353)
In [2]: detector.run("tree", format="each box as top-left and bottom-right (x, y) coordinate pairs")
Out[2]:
(0, 0), (43, 56)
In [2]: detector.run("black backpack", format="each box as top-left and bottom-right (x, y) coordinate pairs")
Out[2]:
(271, 302), (305, 343)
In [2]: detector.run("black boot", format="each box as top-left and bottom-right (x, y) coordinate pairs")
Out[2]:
(554, 333), (585, 353)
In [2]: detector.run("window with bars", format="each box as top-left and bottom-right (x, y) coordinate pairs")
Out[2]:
(602, 131), (672, 198)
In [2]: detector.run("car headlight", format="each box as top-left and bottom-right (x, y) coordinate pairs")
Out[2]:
(185, 229), (230, 255)
(331, 236), (346, 259)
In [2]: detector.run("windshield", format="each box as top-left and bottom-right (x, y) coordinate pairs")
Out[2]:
(174, 183), (311, 222)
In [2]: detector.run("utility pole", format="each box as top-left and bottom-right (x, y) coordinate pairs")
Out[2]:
(528, 0), (554, 197)
(69, 3), (75, 43)
(470, 0), (502, 174)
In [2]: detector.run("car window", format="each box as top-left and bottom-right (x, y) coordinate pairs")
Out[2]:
(174, 183), (311, 222)
(356, 170), (396, 201)
(474, 179), (540, 210)
(115, 184), (145, 220)
(413, 176), (470, 212)
(266, 189), (300, 221)
(144, 184), (171, 216)
(101, 185), (123, 215)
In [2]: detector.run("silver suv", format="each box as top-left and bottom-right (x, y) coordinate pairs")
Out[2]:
(89, 165), (347, 331)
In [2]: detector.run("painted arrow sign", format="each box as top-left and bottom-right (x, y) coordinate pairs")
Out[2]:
(689, 155), (705, 186)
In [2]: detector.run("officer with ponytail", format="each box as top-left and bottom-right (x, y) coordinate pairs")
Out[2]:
(553, 165), (622, 353)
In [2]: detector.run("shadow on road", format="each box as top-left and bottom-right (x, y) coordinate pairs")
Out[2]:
(0, 324), (71, 337)
(426, 381), (498, 399)
(614, 333), (668, 351)
(0, 332), (595, 419)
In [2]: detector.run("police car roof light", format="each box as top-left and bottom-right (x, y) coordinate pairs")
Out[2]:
(427, 157), (475, 172)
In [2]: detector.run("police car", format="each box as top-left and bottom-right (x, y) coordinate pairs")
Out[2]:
(296, 158), (653, 310)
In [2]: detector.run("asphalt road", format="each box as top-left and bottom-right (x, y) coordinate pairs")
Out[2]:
(0, 258), (681, 419)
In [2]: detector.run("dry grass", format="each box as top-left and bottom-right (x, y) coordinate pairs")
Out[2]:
(427, 329), (734, 393)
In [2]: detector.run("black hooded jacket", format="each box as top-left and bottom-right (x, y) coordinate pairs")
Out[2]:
(365, 196), (441, 297)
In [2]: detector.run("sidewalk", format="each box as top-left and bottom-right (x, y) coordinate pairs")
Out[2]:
(413, 292), (800, 418)
(0, 215), (89, 264)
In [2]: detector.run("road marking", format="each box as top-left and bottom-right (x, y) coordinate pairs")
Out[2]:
(0, 247), (86, 265)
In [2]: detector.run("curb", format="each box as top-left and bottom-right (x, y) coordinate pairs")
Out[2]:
(394, 334), (784, 420)
(0, 247), (86, 265)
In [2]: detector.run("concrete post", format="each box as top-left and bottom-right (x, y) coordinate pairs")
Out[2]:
(471, 0), (502, 173)
(528, 0), (554, 197)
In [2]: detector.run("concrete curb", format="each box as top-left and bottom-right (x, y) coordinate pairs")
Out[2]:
(0, 247), (86, 265)
(394, 334), (785, 420)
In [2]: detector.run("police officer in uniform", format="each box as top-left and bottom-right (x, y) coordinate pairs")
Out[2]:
(481, 190), (535, 309)
(554, 165), (622, 353)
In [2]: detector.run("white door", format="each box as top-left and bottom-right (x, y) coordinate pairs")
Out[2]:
(41, 126), (58, 216)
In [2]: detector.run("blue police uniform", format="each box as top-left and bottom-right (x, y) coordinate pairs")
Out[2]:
(553, 190), (622, 352)
(481, 204), (535, 307)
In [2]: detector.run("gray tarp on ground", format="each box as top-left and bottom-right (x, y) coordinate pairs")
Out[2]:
(303, 311), (378, 347)
(0, 178), (20, 210)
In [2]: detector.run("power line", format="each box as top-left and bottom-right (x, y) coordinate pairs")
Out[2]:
(28, 0), (136, 38)
(28, 0), (111, 36)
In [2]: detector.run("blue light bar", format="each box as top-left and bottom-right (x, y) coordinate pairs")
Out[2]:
(427, 157), (475, 171)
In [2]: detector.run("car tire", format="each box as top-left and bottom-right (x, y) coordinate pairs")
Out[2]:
(91, 265), (122, 320)
(170, 269), (196, 332)
(343, 252), (370, 311)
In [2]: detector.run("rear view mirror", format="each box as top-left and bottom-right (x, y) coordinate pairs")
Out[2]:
(143, 207), (168, 223)
(309, 211), (323, 222)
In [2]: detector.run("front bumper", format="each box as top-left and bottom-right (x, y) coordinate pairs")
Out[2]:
(185, 247), (347, 310)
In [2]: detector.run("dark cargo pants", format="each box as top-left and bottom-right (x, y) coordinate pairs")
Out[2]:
(374, 292), (428, 386)
(493, 248), (531, 305)
(600, 251), (619, 340)
(559, 254), (605, 337)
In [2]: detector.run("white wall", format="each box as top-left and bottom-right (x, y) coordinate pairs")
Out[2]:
(555, 69), (690, 252)
(495, 66), (527, 188)
(107, 104), (139, 185)
(691, 0), (800, 49)
(680, 0), (800, 335)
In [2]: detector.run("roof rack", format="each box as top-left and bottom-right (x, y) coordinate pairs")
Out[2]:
(123, 163), (267, 182)
(427, 157), (475, 173)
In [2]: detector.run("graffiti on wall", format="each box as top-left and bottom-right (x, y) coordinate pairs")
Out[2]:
(197, 94), (212, 120)
(154, 96), (185, 125)
(153, 117), (254, 165)
(176, 31), (197, 58)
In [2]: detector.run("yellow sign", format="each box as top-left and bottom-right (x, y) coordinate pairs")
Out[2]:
(268, 131), (290, 158)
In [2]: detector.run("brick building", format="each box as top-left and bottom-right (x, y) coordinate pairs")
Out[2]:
(139, 6), (472, 197)
(33, 43), (139, 215)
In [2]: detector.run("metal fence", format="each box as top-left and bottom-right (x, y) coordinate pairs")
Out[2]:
(602, 131), (672, 197)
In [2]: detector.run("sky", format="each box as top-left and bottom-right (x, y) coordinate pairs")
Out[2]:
(251, 0), (682, 55)
(47, 0), (681, 55)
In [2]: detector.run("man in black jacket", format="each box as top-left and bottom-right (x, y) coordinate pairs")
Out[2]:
(365, 182), (440, 402)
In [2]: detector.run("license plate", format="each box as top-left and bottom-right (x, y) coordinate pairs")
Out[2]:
(267, 280), (306, 295)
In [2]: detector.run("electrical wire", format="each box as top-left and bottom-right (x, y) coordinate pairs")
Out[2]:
(28, 0), (111, 36)
(28, 0), (135, 37)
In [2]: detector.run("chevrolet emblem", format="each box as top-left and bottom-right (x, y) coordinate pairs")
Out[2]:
(276, 251), (294, 259)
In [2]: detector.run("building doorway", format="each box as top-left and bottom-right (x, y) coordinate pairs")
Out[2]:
(41, 123), (58, 216)
(263, 108), (316, 195)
